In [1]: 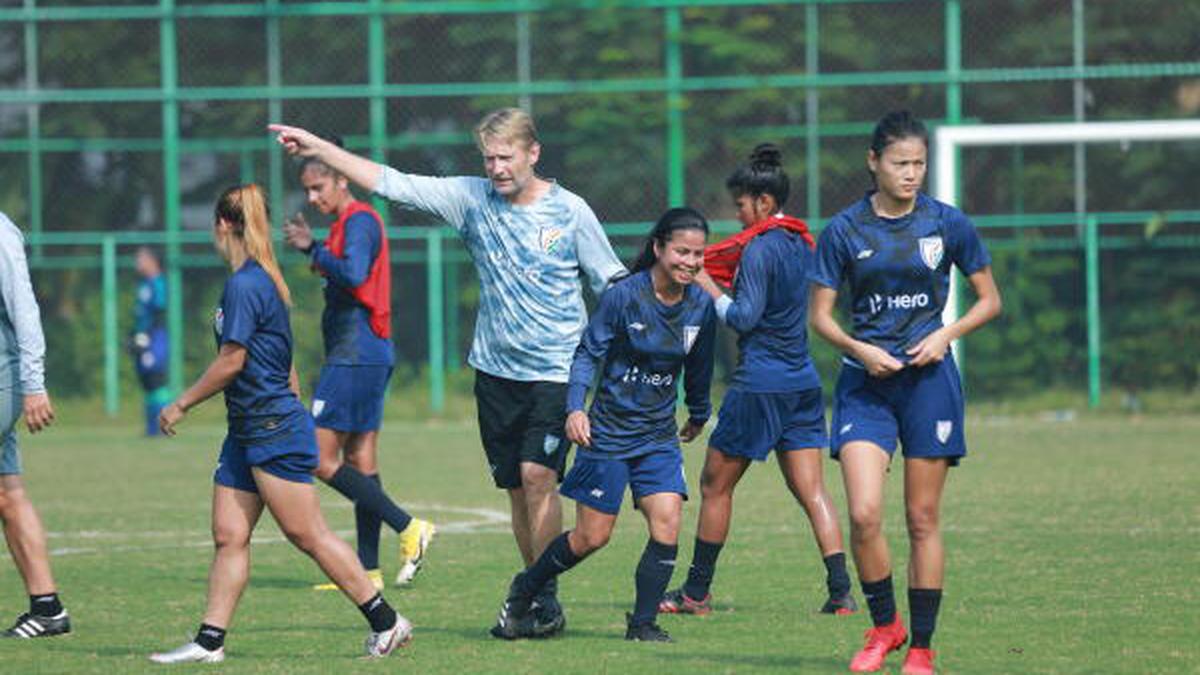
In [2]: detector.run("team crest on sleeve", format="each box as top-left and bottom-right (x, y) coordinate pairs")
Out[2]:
(683, 325), (700, 353)
(936, 420), (953, 444)
(539, 227), (563, 254)
(919, 236), (944, 270)
(213, 307), (224, 336)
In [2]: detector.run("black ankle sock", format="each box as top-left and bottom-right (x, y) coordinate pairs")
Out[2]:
(823, 552), (851, 597)
(909, 588), (942, 648)
(358, 593), (398, 633)
(520, 532), (581, 599)
(30, 593), (63, 617)
(329, 465), (413, 533)
(194, 623), (226, 651)
(355, 474), (384, 570)
(861, 575), (897, 627)
(632, 538), (677, 626)
(683, 537), (723, 601)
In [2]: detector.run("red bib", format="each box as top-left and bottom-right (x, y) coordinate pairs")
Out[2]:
(703, 214), (815, 287)
(324, 201), (391, 339)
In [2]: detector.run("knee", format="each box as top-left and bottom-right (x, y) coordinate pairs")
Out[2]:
(649, 513), (681, 544)
(519, 465), (557, 497)
(905, 504), (940, 542)
(314, 458), (341, 482)
(699, 470), (732, 501)
(848, 503), (883, 540)
(570, 527), (610, 555)
(281, 524), (324, 554)
(212, 523), (252, 552)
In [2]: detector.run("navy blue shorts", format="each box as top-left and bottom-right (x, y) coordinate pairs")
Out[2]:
(560, 447), (687, 515)
(214, 413), (320, 493)
(830, 357), (966, 465)
(311, 365), (391, 433)
(708, 387), (828, 461)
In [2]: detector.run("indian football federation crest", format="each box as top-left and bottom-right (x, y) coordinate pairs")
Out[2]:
(539, 227), (564, 254)
(919, 236), (944, 270)
(936, 420), (953, 444)
(683, 325), (700, 353)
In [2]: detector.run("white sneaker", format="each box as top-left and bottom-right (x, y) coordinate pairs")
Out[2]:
(149, 641), (225, 664)
(364, 614), (412, 658)
(396, 519), (436, 586)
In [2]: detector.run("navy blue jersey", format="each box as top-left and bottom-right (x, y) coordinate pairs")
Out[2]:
(814, 192), (991, 361)
(567, 270), (716, 460)
(310, 212), (394, 366)
(723, 227), (821, 393)
(214, 260), (305, 442)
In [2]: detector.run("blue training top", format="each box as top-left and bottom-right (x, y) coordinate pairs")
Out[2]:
(567, 270), (716, 460)
(813, 192), (991, 363)
(718, 227), (821, 393)
(134, 273), (166, 334)
(213, 260), (305, 442)
(310, 211), (394, 366)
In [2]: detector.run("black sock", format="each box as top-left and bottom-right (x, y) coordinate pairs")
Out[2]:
(355, 474), (384, 570)
(519, 532), (582, 599)
(358, 592), (398, 633)
(823, 552), (851, 597)
(631, 538), (677, 626)
(329, 465), (413, 534)
(909, 588), (942, 648)
(194, 623), (226, 651)
(29, 593), (63, 617)
(683, 537), (723, 601)
(861, 575), (897, 628)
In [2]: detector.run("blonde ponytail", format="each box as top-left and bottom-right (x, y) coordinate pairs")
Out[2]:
(214, 184), (293, 306)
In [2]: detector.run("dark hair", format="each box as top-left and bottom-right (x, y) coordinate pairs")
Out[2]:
(630, 207), (709, 274)
(725, 142), (789, 208)
(299, 135), (346, 178)
(869, 110), (928, 157)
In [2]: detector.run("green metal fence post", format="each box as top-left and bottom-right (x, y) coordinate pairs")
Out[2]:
(944, 0), (966, 374)
(266, 0), (284, 222)
(161, 0), (184, 394)
(445, 258), (460, 372)
(426, 230), (445, 412)
(1085, 214), (1101, 408)
(102, 236), (119, 416)
(664, 6), (685, 206)
(805, 2), (820, 224)
(24, 0), (42, 263)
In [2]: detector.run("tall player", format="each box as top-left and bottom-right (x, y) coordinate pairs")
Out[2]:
(282, 152), (435, 590)
(491, 208), (715, 643)
(661, 143), (855, 617)
(270, 108), (626, 632)
(810, 111), (1001, 674)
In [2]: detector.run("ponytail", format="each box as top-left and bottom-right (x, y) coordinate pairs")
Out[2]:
(214, 184), (293, 306)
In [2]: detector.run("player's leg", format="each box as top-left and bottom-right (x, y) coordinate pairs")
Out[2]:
(0, 469), (70, 638)
(777, 448), (855, 613)
(627, 451), (685, 642)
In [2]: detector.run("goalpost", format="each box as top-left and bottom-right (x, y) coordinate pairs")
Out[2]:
(934, 119), (1200, 405)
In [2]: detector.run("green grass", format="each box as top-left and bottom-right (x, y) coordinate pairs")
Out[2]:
(2, 408), (1196, 673)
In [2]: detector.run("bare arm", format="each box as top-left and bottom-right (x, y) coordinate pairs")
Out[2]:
(159, 343), (248, 436)
(268, 124), (384, 193)
(809, 285), (904, 378)
(906, 266), (1002, 367)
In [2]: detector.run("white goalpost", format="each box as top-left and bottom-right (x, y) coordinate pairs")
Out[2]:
(934, 119), (1200, 402)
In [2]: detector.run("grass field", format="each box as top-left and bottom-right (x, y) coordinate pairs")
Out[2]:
(1, 403), (1195, 673)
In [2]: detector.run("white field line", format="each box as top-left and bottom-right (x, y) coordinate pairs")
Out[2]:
(42, 503), (511, 557)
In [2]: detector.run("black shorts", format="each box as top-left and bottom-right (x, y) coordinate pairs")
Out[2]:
(474, 370), (571, 490)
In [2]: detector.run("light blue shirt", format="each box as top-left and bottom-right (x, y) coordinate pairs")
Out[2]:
(0, 213), (47, 394)
(376, 168), (626, 382)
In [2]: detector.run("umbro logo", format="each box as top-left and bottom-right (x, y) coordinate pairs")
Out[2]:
(840, 423), (853, 434)
(589, 488), (605, 499)
(629, 322), (645, 331)
(856, 249), (874, 260)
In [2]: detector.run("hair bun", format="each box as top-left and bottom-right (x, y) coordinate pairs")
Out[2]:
(749, 142), (782, 168)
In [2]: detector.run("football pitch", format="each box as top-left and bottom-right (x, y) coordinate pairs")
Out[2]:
(2, 408), (1194, 673)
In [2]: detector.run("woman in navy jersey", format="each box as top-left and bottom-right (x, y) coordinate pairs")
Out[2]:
(283, 152), (435, 591)
(810, 112), (1001, 675)
(149, 184), (410, 663)
(662, 143), (855, 618)
(490, 208), (716, 643)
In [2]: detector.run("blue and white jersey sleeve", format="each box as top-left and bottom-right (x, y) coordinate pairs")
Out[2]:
(572, 199), (627, 296)
(813, 217), (851, 291)
(945, 210), (991, 275)
(374, 166), (478, 234)
(311, 212), (379, 288)
(566, 283), (622, 413)
(682, 302), (716, 423)
(0, 215), (46, 394)
(720, 240), (771, 332)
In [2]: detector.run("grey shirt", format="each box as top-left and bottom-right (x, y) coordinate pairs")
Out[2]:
(0, 213), (47, 394)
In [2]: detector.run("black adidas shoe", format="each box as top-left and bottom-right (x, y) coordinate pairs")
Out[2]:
(625, 613), (673, 643)
(3, 611), (71, 638)
(819, 592), (859, 615)
(530, 594), (566, 638)
(490, 574), (535, 640)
